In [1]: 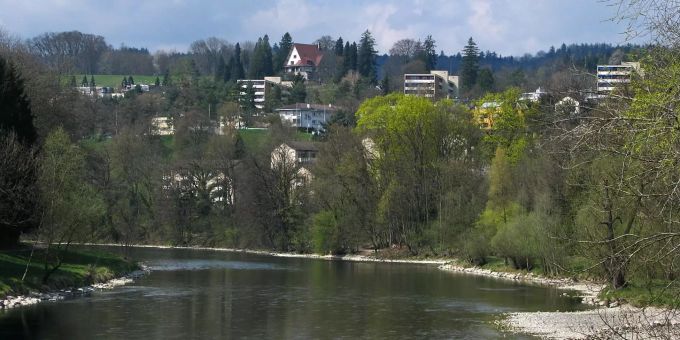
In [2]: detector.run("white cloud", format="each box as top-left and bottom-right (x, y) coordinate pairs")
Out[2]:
(360, 4), (417, 53)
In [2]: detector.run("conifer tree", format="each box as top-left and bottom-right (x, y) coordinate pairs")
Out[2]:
(231, 43), (245, 80)
(460, 37), (480, 92)
(349, 42), (358, 71)
(69, 75), (77, 87)
(421, 35), (437, 72)
(90, 75), (95, 88)
(342, 41), (352, 74)
(215, 56), (226, 82)
(81, 75), (88, 87)
(162, 70), (170, 86)
(381, 74), (390, 95)
(357, 30), (377, 82)
(334, 37), (344, 56)
(275, 32), (293, 73)
(128, 75), (134, 85)
(0, 57), (36, 145)
(121, 77), (128, 88)
(154, 76), (160, 87)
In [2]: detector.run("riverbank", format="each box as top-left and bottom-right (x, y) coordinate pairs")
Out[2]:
(0, 247), (144, 310)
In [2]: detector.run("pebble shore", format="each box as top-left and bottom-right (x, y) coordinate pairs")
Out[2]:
(0, 265), (149, 310)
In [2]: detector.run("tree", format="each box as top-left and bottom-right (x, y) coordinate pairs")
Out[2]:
(461, 37), (480, 92)
(334, 37), (344, 56)
(154, 76), (160, 87)
(214, 56), (226, 82)
(478, 68), (494, 92)
(315, 35), (335, 51)
(69, 75), (77, 87)
(357, 30), (377, 83)
(389, 39), (421, 58)
(37, 128), (103, 282)
(128, 75), (134, 85)
(0, 56), (37, 146)
(275, 33), (293, 73)
(0, 133), (37, 249)
(89, 75), (95, 88)
(420, 35), (437, 71)
(231, 43), (245, 80)
(81, 75), (88, 87)
(289, 74), (307, 104)
(381, 74), (390, 95)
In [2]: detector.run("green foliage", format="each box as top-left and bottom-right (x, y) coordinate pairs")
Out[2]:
(357, 30), (377, 83)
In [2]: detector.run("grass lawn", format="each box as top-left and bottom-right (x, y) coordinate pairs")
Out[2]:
(65, 74), (159, 88)
(0, 247), (138, 298)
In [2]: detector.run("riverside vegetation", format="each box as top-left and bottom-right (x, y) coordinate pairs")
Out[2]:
(1, 0), (680, 324)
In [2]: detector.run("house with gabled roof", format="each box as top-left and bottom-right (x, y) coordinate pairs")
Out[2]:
(284, 43), (324, 80)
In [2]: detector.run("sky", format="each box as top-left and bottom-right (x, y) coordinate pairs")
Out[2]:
(0, 0), (640, 56)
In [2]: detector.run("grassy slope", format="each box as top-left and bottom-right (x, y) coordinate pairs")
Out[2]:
(66, 74), (158, 88)
(0, 248), (138, 298)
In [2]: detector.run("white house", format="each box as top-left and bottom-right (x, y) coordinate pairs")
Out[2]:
(276, 103), (338, 132)
(283, 43), (324, 80)
(520, 87), (548, 102)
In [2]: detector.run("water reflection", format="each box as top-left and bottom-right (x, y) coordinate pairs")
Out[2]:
(0, 247), (587, 339)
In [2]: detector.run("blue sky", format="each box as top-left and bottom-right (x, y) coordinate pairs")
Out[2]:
(0, 0), (640, 56)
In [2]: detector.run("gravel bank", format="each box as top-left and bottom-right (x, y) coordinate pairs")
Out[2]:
(0, 265), (149, 310)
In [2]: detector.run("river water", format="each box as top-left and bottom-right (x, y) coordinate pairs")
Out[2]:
(0, 247), (588, 339)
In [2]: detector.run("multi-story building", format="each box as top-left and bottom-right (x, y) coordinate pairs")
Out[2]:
(276, 103), (338, 132)
(596, 62), (641, 94)
(237, 76), (291, 111)
(403, 70), (459, 100)
(284, 43), (324, 80)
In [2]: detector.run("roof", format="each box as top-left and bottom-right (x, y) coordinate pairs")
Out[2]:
(285, 141), (320, 152)
(284, 43), (323, 68)
(276, 103), (339, 112)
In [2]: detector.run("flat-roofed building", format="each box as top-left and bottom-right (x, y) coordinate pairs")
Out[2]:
(276, 103), (338, 132)
(237, 76), (292, 111)
(597, 62), (641, 94)
(404, 70), (459, 100)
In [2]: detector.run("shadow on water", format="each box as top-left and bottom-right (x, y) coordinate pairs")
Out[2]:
(0, 246), (587, 339)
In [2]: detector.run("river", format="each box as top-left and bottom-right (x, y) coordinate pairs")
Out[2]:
(0, 246), (589, 339)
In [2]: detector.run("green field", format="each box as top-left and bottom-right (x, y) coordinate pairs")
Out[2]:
(65, 74), (159, 88)
(0, 247), (138, 298)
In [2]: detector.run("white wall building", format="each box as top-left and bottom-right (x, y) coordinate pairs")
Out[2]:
(237, 76), (291, 111)
(404, 70), (459, 100)
(276, 103), (338, 132)
(597, 62), (641, 94)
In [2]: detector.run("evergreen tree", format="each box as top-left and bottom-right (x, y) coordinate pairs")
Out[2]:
(215, 56), (226, 82)
(90, 75), (95, 88)
(478, 68), (494, 92)
(289, 74), (307, 104)
(154, 76), (160, 87)
(69, 75), (77, 87)
(381, 74), (390, 95)
(162, 70), (170, 86)
(334, 37), (344, 56)
(231, 43), (245, 80)
(342, 41), (352, 75)
(223, 57), (233, 82)
(81, 75), (88, 87)
(0, 57), (36, 145)
(421, 35), (437, 72)
(262, 35), (274, 76)
(128, 75), (135, 85)
(357, 30), (377, 82)
(349, 42), (358, 71)
(121, 77), (128, 88)
(460, 37), (480, 92)
(241, 82), (257, 115)
(275, 32), (293, 73)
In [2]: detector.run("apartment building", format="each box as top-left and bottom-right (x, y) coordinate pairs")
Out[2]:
(403, 70), (459, 100)
(237, 76), (292, 111)
(596, 62), (641, 94)
(276, 103), (338, 132)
